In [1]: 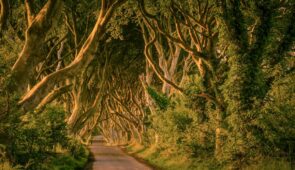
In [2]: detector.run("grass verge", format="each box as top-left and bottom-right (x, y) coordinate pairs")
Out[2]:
(125, 143), (293, 170)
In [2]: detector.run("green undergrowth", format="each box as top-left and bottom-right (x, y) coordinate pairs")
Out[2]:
(125, 143), (217, 170)
(0, 105), (90, 170)
(45, 147), (89, 170)
(0, 149), (89, 170)
(126, 143), (293, 170)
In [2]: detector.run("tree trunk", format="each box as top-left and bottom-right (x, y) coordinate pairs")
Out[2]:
(11, 0), (63, 93)
(0, 0), (9, 31)
(18, 0), (126, 111)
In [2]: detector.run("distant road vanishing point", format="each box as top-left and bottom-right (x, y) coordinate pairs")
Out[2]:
(84, 136), (152, 170)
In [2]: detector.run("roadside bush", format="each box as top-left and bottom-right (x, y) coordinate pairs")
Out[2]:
(6, 106), (69, 169)
(150, 98), (214, 157)
(257, 74), (295, 157)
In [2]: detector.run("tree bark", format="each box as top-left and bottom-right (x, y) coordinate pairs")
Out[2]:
(19, 0), (127, 111)
(11, 0), (63, 93)
(0, 0), (9, 31)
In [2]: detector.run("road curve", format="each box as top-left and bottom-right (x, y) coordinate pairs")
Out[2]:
(84, 136), (152, 170)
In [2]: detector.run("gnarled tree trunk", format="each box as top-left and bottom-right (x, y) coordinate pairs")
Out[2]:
(19, 0), (127, 111)
(11, 0), (63, 93)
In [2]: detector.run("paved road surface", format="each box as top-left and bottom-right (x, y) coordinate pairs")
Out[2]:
(85, 136), (152, 170)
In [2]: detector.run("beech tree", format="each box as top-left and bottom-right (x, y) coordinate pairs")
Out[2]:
(0, 0), (294, 169)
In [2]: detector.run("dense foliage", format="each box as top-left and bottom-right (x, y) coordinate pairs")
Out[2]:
(0, 0), (294, 169)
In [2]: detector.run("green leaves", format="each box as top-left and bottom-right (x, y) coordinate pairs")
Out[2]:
(5, 106), (69, 169)
(147, 86), (170, 110)
(172, 111), (193, 132)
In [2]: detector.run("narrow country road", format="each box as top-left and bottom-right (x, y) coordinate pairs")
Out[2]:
(84, 136), (152, 170)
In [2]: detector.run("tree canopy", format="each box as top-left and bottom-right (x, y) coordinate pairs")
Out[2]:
(0, 0), (294, 169)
